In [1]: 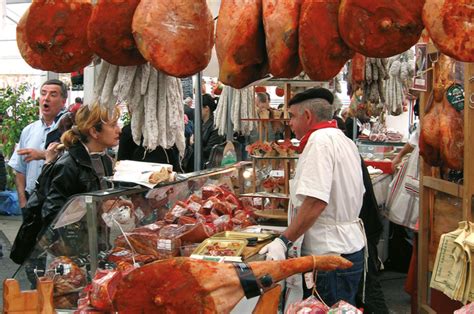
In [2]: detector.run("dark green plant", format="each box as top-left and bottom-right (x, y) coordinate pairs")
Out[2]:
(0, 83), (39, 188)
(121, 110), (131, 126)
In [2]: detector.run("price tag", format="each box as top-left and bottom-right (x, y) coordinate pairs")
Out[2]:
(304, 272), (315, 289)
(270, 170), (284, 177)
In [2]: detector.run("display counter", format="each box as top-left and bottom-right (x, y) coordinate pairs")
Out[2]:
(13, 162), (290, 312)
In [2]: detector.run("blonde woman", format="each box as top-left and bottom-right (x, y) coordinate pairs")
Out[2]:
(41, 103), (121, 223)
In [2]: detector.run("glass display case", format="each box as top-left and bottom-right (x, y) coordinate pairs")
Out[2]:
(357, 140), (406, 161)
(13, 162), (256, 310)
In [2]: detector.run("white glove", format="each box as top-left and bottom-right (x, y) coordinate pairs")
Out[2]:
(259, 237), (287, 261)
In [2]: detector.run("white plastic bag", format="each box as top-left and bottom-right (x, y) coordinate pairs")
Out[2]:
(385, 145), (419, 229)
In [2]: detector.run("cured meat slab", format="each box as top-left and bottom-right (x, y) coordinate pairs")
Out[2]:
(113, 256), (352, 312)
(132, 0), (214, 77)
(299, 0), (354, 81)
(16, 8), (44, 70)
(87, 0), (146, 66)
(262, 0), (302, 78)
(216, 0), (268, 89)
(338, 0), (424, 58)
(422, 0), (474, 62)
(25, 0), (94, 72)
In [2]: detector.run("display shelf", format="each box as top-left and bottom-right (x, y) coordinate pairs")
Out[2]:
(249, 154), (299, 160)
(241, 118), (290, 122)
(418, 58), (473, 313)
(254, 209), (288, 221)
(240, 192), (290, 199)
(356, 140), (407, 147)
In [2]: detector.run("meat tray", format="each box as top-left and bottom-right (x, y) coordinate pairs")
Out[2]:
(212, 231), (275, 242)
(191, 238), (248, 260)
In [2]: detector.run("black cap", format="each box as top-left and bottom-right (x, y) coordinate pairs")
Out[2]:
(202, 94), (217, 112)
(288, 87), (334, 106)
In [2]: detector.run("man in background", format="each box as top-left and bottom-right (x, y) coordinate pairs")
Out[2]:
(69, 97), (82, 113)
(8, 79), (67, 212)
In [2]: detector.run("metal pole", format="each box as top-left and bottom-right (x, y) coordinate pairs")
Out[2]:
(194, 72), (203, 171)
(226, 87), (234, 141)
(352, 117), (357, 142)
(85, 195), (99, 275)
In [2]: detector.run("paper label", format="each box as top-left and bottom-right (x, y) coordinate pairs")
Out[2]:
(304, 272), (315, 289)
(446, 84), (464, 111)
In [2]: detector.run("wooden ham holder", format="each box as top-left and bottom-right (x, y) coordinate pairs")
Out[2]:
(3, 278), (54, 314)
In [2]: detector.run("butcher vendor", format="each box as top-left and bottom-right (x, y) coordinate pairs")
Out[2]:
(259, 88), (366, 307)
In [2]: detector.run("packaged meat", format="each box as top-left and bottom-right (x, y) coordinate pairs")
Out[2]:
(286, 296), (328, 314)
(90, 269), (123, 311)
(327, 300), (363, 313)
(47, 256), (87, 309)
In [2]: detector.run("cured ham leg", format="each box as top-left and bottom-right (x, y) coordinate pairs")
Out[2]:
(113, 256), (352, 313)
(132, 0), (214, 77)
(87, 0), (146, 66)
(299, 0), (354, 81)
(422, 0), (473, 62)
(16, 8), (44, 70)
(25, 0), (94, 72)
(420, 54), (463, 170)
(262, 0), (302, 78)
(338, 0), (424, 58)
(216, 0), (268, 89)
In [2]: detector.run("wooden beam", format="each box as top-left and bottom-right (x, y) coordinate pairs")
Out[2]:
(422, 176), (463, 197)
(462, 63), (474, 221)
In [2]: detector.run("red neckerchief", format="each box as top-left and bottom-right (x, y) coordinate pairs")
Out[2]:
(296, 120), (338, 153)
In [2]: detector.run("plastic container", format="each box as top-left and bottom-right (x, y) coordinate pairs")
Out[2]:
(364, 160), (393, 174)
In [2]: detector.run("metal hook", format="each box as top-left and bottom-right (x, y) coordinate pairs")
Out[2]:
(429, 52), (439, 64)
(469, 94), (474, 110)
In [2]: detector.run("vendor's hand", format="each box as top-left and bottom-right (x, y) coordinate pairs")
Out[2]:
(18, 148), (45, 162)
(391, 156), (401, 172)
(258, 237), (287, 261)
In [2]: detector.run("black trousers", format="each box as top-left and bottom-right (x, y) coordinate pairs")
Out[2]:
(356, 239), (389, 314)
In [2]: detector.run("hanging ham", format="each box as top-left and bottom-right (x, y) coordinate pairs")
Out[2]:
(87, 0), (146, 66)
(113, 256), (352, 312)
(132, 0), (214, 77)
(338, 0), (424, 58)
(299, 0), (354, 81)
(16, 8), (44, 70)
(25, 0), (94, 73)
(262, 0), (302, 78)
(422, 0), (474, 62)
(216, 0), (268, 89)
(419, 54), (463, 170)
